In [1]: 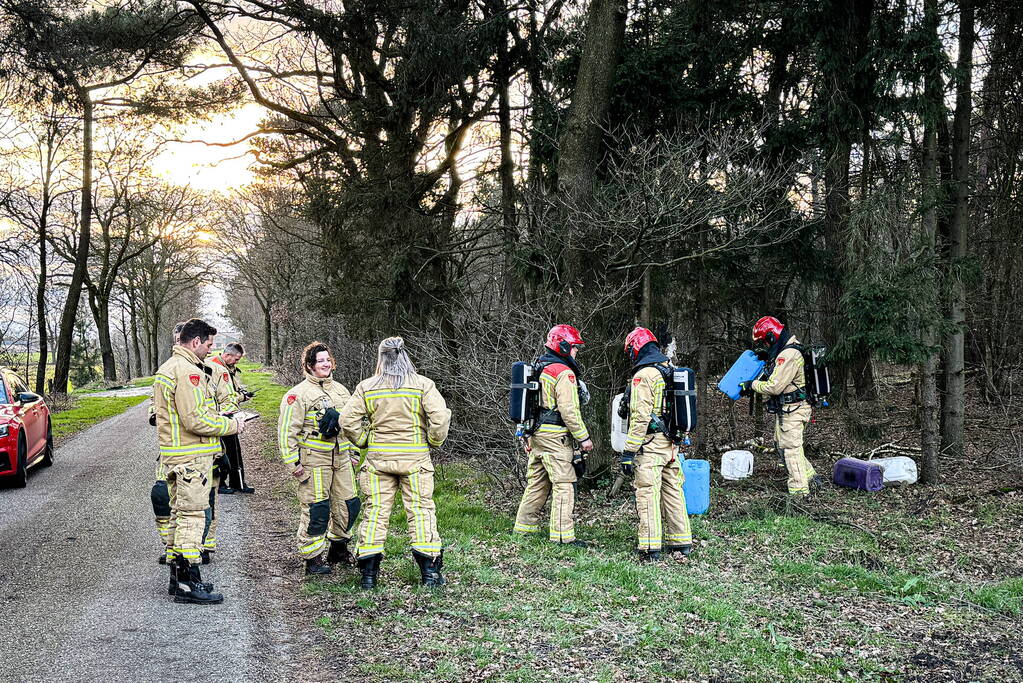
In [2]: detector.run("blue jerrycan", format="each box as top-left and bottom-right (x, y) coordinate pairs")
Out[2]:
(682, 459), (711, 515)
(718, 350), (765, 400)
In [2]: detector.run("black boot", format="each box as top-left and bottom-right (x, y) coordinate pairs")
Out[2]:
(326, 539), (355, 566)
(305, 553), (331, 576)
(412, 550), (446, 587)
(173, 558), (224, 605)
(809, 475), (825, 495)
(358, 554), (382, 590)
(664, 544), (693, 557)
(637, 549), (662, 562)
(167, 557), (178, 595)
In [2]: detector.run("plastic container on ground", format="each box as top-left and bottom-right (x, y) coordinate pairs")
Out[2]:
(720, 450), (753, 480)
(832, 457), (883, 492)
(610, 393), (627, 453)
(870, 456), (918, 485)
(683, 458), (710, 514)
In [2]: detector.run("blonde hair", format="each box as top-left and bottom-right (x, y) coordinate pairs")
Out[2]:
(374, 336), (417, 388)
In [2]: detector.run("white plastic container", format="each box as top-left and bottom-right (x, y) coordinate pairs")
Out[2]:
(720, 450), (754, 480)
(871, 456), (918, 485)
(610, 393), (628, 453)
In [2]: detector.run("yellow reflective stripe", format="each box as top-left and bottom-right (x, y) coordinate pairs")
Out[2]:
(410, 469), (425, 547)
(514, 523), (539, 533)
(313, 467), (324, 500)
(300, 537), (326, 556)
(411, 396), (423, 445)
(536, 424), (567, 433)
(159, 443), (221, 456)
(367, 444), (429, 454)
(359, 467), (383, 556)
(364, 389), (424, 399)
(279, 402), (297, 463)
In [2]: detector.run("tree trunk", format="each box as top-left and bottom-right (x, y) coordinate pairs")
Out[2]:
(941, 0), (973, 460)
(493, 7), (520, 308)
(557, 0), (627, 200)
(34, 197), (49, 395)
(128, 293), (143, 378)
(820, 139), (851, 401)
(52, 93), (93, 394)
(264, 305), (273, 365)
(919, 0), (943, 484)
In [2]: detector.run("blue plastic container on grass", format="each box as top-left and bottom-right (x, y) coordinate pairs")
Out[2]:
(682, 459), (710, 515)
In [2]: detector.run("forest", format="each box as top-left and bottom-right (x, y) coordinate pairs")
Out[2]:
(0, 0), (1020, 479)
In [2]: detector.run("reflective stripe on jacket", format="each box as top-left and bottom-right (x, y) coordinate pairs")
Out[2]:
(278, 372), (353, 465)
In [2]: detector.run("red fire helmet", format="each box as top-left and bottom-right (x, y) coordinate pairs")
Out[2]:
(624, 327), (658, 361)
(545, 324), (585, 354)
(752, 316), (785, 346)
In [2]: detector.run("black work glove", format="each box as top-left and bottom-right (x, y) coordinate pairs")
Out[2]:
(242, 390), (255, 400)
(214, 451), (230, 471)
(572, 451), (587, 478)
(738, 381), (754, 398)
(754, 349), (770, 362)
(148, 412), (157, 427)
(317, 407), (341, 438)
(620, 451), (636, 476)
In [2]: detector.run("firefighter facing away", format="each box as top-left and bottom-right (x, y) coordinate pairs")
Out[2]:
(278, 342), (361, 575)
(620, 327), (692, 562)
(513, 324), (594, 547)
(153, 318), (246, 605)
(739, 316), (823, 496)
(340, 337), (451, 589)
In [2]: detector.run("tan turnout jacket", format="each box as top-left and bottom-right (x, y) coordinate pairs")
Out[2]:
(533, 362), (589, 443)
(278, 372), (353, 466)
(205, 357), (239, 414)
(153, 346), (237, 464)
(340, 373), (450, 458)
(752, 336), (806, 398)
(624, 365), (667, 453)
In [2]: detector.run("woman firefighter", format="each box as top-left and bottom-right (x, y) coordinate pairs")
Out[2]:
(340, 337), (452, 589)
(278, 342), (361, 575)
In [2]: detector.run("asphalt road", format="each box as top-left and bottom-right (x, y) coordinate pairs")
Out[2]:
(0, 403), (294, 682)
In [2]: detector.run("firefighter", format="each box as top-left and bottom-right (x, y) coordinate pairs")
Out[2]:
(512, 324), (593, 548)
(151, 321), (184, 565)
(202, 347), (243, 563)
(739, 316), (822, 496)
(340, 337), (451, 589)
(153, 318), (245, 604)
(278, 342), (361, 576)
(211, 342), (255, 494)
(620, 327), (693, 562)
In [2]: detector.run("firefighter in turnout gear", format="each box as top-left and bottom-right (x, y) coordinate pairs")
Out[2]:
(151, 322), (185, 565)
(513, 324), (594, 547)
(211, 342), (255, 494)
(621, 328), (692, 562)
(153, 318), (245, 605)
(278, 342), (361, 576)
(740, 316), (821, 496)
(340, 337), (451, 589)
(201, 350), (242, 563)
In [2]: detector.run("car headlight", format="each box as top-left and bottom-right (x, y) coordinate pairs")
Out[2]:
(0, 425), (8, 437)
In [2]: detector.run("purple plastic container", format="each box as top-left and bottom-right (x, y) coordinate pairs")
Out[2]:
(832, 457), (883, 492)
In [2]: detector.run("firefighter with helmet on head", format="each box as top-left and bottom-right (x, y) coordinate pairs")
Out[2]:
(513, 324), (593, 548)
(620, 327), (693, 562)
(739, 316), (823, 496)
(278, 342), (361, 576)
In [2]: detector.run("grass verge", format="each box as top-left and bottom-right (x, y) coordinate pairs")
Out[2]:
(51, 395), (149, 440)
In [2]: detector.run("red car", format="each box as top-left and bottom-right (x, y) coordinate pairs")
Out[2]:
(0, 367), (53, 488)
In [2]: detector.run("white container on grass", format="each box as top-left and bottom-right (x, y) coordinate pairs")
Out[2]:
(871, 456), (918, 485)
(720, 450), (754, 480)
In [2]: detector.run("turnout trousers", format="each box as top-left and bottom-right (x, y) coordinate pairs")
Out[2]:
(163, 454), (214, 565)
(223, 433), (247, 490)
(357, 455), (441, 559)
(296, 447), (358, 560)
(633, 435), (691, 552)
(775, 403), (816, 495)
(513, 433), (578, 543)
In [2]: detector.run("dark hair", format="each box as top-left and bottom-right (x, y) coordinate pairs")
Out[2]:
(302, 341), (333, 373)
(225, 342), (244, 356)
(172, 321), (185, 343)
(179, 318), (218, 345)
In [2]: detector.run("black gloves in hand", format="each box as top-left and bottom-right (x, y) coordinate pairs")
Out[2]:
(621, 451), (636, 476)
(572, 451), (587, 478)
(317, 407), (341, 438)
(738, 381), (754, 397)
